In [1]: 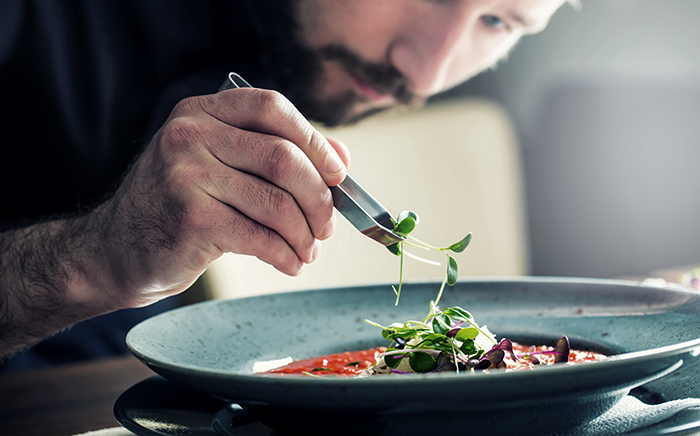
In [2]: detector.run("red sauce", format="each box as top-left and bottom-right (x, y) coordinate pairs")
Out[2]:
(507, 343), (607, 371)
(263, 343), (607, 376)
(265, 347), (387, 376)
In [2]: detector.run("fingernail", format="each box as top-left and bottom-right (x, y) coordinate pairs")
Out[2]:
(310, 240), (322, 262)
(326, 152), (345, 175)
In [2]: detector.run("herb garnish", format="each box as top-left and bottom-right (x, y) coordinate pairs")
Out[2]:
(363, 210), (573, 376)
(366, 301), (502, 374)
(366, 302), (572, 375)
(387, 210), (472, 305)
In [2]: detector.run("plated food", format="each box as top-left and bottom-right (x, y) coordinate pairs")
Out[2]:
(264, 302), (607, 377)
(125, 279), (700, 435)
(262, 213), (607, 379)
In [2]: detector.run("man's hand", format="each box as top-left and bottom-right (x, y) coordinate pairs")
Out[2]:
(0, 88), (349, 356)
(97, 88), (350, 308)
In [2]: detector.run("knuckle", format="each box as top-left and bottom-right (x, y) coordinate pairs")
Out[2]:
(264, 185), (294, 215)
(304, 128), (326, 156)
(159, 117), (204, 152)
(267, 139), (303, 183)
(318, 187), (335, 213)
(225, 212), (302, 274)
(231, 213), (274, 247)
(171, 95), (203, 117)
(307, 189), (334, 238)
(253, 89), (290, 117)
(242, 222), (286, 261)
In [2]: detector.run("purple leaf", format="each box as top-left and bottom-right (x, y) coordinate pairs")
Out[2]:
(554, 336), (570, 363)
(446, 328), (460, 338)
(429, 355), (457, 373)
(479, 349), (505, 369)
(475, 359), (492, 370)
(466, 359), (481, 368)
(488, 338), (519, 362)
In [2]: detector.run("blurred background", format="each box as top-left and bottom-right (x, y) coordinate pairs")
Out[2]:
(436, 0), (699, 279)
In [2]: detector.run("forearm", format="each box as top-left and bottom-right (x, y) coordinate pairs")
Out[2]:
(0, 87), (350, 359)
(0, 214), (116, 359)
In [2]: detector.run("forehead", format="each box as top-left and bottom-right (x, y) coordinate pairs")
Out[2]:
(299, 0), (568, 32)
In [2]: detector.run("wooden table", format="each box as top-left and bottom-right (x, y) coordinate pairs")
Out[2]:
(0, 355), (155, 436)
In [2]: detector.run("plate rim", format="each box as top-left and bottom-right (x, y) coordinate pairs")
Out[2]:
(126, 277), (700, 386)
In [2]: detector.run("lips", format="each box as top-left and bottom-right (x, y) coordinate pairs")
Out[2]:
(349, 74), (395, 104)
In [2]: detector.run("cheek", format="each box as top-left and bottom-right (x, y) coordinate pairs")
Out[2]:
(317, 62), (353, 95)
(299, 0), (399, 60)
(481, 31), (523, 66)
(444, 31), (522, 89)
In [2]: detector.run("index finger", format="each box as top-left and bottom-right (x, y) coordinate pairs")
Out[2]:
(206, 88), (348, 186)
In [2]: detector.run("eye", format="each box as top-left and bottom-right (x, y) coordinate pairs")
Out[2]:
(481, 15), (507, 29)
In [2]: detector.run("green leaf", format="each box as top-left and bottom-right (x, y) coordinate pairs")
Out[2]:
(431, 342), (455, 353)
(432, 313), (451, 335)
(447, 233), (472, 253)
(446, 255), (458, 286)
(443, 306), (473, 322)
(386, 329), (419, 340)
(395, 216), (416, 235)
(397, 210), (420, 225)
(436, 351), (452, 367)
(386, 243), (402, 256)
(409, 352), (436, 373)
(460, 339), (479, 355)
(455, 327), (479, 341)
(384, 353), (406, 369)
(422, 333), (448, 344)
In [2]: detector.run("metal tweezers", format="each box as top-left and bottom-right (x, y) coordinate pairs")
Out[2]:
(219, 72), (405, 246)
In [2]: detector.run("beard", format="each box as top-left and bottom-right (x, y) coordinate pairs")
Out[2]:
(256, 0), (427, 127)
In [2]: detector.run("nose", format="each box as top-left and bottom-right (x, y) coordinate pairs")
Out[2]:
(388, 7), (472, 96)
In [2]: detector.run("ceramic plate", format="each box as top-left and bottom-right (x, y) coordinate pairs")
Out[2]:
(126, 278), (700, 435)
(113, 376), (700, 436)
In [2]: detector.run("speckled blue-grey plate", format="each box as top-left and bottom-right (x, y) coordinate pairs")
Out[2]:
(126, 278), (700, 435)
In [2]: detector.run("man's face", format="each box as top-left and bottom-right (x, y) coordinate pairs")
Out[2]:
(262, 0), (566, 127)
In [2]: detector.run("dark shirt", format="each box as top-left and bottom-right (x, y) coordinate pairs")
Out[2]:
(0, 0), (267, 372)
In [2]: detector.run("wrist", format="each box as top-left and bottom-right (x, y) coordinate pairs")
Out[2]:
(68, 204), (135, 313)
(35, 214), (121, 316)
(0, 215), (120, 356)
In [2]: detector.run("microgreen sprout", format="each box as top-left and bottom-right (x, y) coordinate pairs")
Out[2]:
(365, 302), (498, 374)
(366, 302), (575, 375)
(361, 209), (576, 376)
(387, 210), (472, 305)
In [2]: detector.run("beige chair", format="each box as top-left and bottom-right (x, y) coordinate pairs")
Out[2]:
(201, 98), (529, 299)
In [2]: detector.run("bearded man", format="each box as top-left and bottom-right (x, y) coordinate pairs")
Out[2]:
(0, 0), (569, 370)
